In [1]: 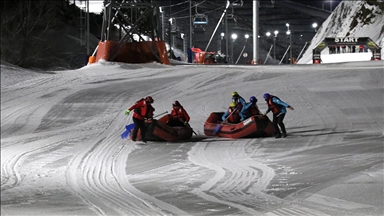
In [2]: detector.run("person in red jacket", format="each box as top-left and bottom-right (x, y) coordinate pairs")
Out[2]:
(167, 100), (190, 127)
(221, 102), (241, 123)
(125, 96), (155, 143)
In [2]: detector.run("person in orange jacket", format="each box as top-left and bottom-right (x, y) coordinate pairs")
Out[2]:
(167, 100), (190, 127)
(125, 96), (155, 143)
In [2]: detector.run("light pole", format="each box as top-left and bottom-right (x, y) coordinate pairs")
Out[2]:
(220, 32), (225, 54)
(231, 33), (237, 64)
(245, 34), (249, 64)
(181, 33), (186, 58)
(274, 30), (278, 60)
(312, 23), (318, 32)
(286, 23), (292, 64)
(235, 34), (249, 64)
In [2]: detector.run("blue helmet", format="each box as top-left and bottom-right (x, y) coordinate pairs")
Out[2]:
(263, 93), (270, 99)
(250, 96), (257, 103)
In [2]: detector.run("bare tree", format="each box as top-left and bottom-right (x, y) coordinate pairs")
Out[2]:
(1, 0), (61, 68)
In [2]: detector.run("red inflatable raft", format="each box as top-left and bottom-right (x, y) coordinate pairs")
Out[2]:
(204, 112), (275, 138)
(129, 114), (193, 142)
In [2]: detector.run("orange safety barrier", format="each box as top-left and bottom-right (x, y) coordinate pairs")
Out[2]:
(88, 56), (96, 64)
(95, 40), (170, 65)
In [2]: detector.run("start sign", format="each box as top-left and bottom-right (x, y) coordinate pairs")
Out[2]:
(334, 37), (359, 43)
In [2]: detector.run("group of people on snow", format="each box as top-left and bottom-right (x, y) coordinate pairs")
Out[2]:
(124, 91), (294, 143)
(222, 91), (294, 138)
(124, 97), (190, 143)
(221, 92), (261, 123)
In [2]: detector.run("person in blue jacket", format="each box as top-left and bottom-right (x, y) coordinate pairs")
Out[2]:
(231, 91), (247, 121)
(242, 96), (261, 119)
(263, 93), (294, 138)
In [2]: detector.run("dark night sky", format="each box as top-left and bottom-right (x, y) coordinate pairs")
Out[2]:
(159, 1), (344, 11)
(289, 0), (343, 10)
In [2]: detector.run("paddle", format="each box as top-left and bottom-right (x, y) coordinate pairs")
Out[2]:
(121, 111), (168, 139)
(121, 123), (135, 139)
(183, 121), (198, 136)
(213, 107), (238, 134)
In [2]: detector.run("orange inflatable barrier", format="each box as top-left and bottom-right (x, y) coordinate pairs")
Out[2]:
(95, 40), (170, 65)
(88, 56), (96, 64)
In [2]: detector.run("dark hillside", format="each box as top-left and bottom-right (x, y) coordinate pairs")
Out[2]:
(1, 0), (102, 70)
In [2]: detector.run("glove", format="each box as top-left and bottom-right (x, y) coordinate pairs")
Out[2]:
(288, 106), (294, 110)
(184, 122), (188, 125)
(125, 110), (130, 115)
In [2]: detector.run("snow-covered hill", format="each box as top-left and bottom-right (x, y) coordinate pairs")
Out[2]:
(1, 59), (383, 215)
(299, 0), (384, 64)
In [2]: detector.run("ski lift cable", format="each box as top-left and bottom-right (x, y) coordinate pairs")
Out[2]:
(172, 5), (224, 19)
(170, 0), (207, 16)
(159, 0), (190, 8)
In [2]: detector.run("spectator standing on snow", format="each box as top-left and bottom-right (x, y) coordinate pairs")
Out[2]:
(167, 100), (190, 127)
(231, 91), (247, 121)
(222, 102), (241, 123)
(125, 96), (155, 143)
(263, 93), (294, 138)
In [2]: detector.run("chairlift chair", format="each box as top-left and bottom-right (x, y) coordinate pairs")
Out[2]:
(170, 17), (179, 34)
(193, 14), (208, 26)
(193, 4), (208, 32)
(193, 14), (208, 32)
(230, 0), (243, 7)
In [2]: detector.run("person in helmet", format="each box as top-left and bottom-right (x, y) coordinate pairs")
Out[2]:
(167, 100), (190, 127)
(231, 91), (247, 121)
(221, 102), (241, 123)
(242, 96), (261, 119)
(124, 96), (155, 143)
(263, 93), (294, 138)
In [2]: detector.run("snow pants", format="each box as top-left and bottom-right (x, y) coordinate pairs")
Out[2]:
(272, 113), (286, 135)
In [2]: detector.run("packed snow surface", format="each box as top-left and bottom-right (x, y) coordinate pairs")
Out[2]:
(1, 57), (383, 216)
